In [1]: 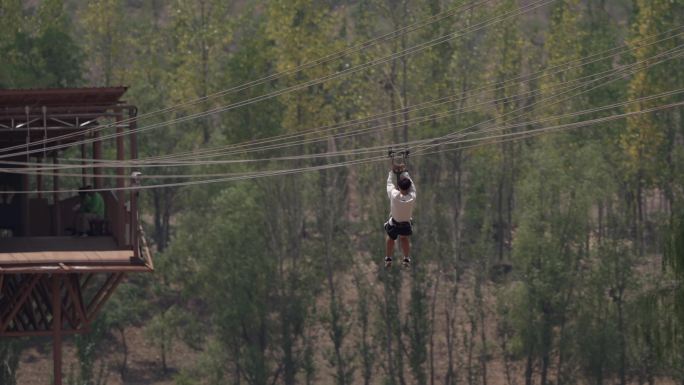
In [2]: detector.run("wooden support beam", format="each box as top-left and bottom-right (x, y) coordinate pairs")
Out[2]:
(15, 308), (31, 332)
(65, 275), (87, 328)
(81, 273), (94, 292)
(46, 275), (77, 330)
(30, 289), (50, 330)
(36, 275), (53, 313)
(87, 273), (124, 322)
(0, 265), (151, 274)
(36, 274), (61, 329)
(0, 274), (40, 332)
(0, 329), (86, 337)
(59, 292), (78, 330)
(86, 273), (116, 315)
(23, 291), (40, 331)
(52, 274), (63, 385)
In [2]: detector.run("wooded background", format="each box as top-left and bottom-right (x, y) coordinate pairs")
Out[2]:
(1, 0), (684, 384)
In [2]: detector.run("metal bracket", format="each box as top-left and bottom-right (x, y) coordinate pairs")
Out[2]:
(388, 147), (410, 177)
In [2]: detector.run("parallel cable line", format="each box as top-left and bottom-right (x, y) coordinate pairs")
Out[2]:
(421, 100), (684, 156)
(26, 39), (683, 171)
(54, 27), (684, 166)
(0, 0), (555, 159)
(4, 41), (681, 174)
(4, 95), (682, 194)
(0, 0), (492, 155)
(411, 42), (684, 154)
(6, 88), (682, 179)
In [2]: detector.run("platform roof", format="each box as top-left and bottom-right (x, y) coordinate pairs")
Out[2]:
(0, 87), (128, 108)
(0, 87), (132, 157)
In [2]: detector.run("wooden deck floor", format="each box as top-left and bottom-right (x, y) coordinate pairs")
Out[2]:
(0, 237), (133, 265)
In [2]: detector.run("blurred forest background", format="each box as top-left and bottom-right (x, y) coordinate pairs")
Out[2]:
(1, 0), (684, 384)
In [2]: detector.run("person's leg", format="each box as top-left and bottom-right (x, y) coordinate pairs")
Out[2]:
(72, 213), (80, 235)
(78, 213), (95, 236)
(400, 236), (410, 259)
(386, 236), (395, 259)
(75, 212), (86, 234)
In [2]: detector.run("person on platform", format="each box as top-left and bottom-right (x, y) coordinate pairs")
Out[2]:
(74, 186), (104, 237)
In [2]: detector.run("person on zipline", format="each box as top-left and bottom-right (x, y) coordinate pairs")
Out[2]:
(384, 164), (416, 268)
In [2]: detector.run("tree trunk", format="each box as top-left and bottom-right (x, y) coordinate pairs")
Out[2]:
(477, 278), (488, 385)
(199, 0), (211, 145)
(444, 280), (458, 385)
(617, 291), (626, 385)
(636, 171), (645, 256)
(429, 273), (439, 385)
(383, 275), (397, 385)
(467, 306), (477, 385)
(540, 311), (551, 385)
(525, 351), (533, 385)
(118, 327), (128, 381)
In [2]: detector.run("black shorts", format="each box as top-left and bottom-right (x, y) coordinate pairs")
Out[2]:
(384, 218), (412, 240)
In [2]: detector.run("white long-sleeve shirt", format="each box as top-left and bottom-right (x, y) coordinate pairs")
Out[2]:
(386, 171), (416, 223)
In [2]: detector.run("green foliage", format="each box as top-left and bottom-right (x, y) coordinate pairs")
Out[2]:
(5, 0), (684, 383)
(72, 316), (109, 385)
(0, 0), (82, 87)
(0, 339), (22, 385)
(76, 0), (126, 86)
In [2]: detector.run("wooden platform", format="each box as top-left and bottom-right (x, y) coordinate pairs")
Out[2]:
(0, 236), (148, 273)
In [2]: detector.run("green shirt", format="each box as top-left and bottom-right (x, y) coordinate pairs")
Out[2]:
(82, 192), (105, 217)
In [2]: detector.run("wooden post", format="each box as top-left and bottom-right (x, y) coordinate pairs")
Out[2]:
(53, 154), (61, 236)
(129, 108), (138, 257)
(81, 143), (87, 187)
(116, 113), (126, 246)
(37, 157), (43, 200)
(93, 131), (102, 190)
(52, 274), (63, 385)
(40, 105), (46, 200)
(21, 173), (29, 236)
(23, 106), (31, 236)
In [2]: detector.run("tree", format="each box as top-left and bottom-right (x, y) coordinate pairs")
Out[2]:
(0, 0), (81, 88)
(167, 183), (277, 385)
(623, 0), (684, 256)
(0, 340), (21, 385)
(77, 0), (126, 86)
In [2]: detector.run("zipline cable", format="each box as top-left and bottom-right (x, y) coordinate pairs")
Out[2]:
(53, 27), (684, 166)
(15, 38), (681, 172)
(4, 96), (682, 194)
(410, 43), (684, 154)
(9, 32), (681, 172)
(4, 41), (681, 174)
(0, 0), (556, 159)
(0, 0), (494, 155)
(5, 88), (683, 179)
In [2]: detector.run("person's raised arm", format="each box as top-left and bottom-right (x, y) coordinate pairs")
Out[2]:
(387, 171), (395, 198)
(408, 173), (416, 195)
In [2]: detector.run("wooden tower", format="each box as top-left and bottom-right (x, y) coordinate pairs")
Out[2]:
(0, 88), (153, 385)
